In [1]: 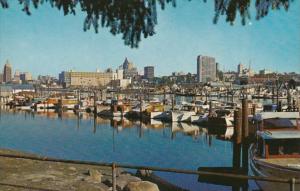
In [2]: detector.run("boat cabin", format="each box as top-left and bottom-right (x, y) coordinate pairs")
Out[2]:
(263, 104), (277, 112)
(256, 131), (300, 159)
(254, 112), (300, 131)
(255, 112), (300, 159)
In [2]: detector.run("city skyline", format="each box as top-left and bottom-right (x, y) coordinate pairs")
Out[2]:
(0, 1), (299, 77)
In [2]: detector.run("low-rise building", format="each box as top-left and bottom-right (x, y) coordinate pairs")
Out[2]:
(60, 69), (125, 88)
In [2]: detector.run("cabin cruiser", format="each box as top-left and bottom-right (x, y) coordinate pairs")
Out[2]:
(171, 103), (196, 122)
(206, 109), (234, 139)
(250, 112), (300, 191)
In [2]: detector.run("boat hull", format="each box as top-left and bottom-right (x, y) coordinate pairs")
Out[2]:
(171, 111), (195, 122)
(249, 145), (300, 191)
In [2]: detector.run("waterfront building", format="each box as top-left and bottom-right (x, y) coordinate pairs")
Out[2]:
(122, 58), (138, 79)
(237, 63), (244, 77)
(111, 78), (131, 88)
(0, 73), (3, 83)
(259, 69), (272, 75)
(60, 68), (126, 88)
(14, 70), (20, 82)
(197, 55), (216, 83)
(65, 71), (113, 87)
(20, 72), (32, 83)
(237, 62), (254, 77)
(223, 71), (237, 82)
(144, 66), (154, 80)
(3, 60), (12, 83)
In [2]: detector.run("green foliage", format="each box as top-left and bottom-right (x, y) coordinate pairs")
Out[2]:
(0, 0), (292, 48)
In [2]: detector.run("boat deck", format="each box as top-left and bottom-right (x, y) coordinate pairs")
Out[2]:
(259, 158), (300, 169)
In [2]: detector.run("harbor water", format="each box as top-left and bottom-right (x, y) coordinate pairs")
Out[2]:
(0, 107), (259, 191)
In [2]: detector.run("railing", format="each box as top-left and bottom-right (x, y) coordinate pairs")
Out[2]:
(0, 153), (299, 191)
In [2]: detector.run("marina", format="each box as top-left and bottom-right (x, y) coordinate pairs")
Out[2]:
(0, 90), (299, 190)
(1, 0), (300, 190)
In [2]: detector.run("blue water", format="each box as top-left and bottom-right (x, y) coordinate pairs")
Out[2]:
(0, 108), (258, 191)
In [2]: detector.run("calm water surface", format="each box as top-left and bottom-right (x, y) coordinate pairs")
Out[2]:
(0, 107), (258, 191)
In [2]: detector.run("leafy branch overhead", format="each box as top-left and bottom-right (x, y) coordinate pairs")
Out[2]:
(0, 0), (293, 48)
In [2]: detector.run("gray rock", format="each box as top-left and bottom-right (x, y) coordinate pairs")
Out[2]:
(85, 169), (103, 183)
(69, 167), (77, 171)
(124, 181), (159, 191)
(76, 183), (109, 191)
(103, 173), (141, 190)
(116, 174), (141, 190)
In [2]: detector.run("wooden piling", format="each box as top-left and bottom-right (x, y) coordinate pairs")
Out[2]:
(112, 163), (117, 191)
(241, 99), (249, 174)
(93, 91), (97, 116)
(252, 104), (256, 116)
(139, 95), (143, 120)
(163, 88), (166, 105)
(234, 109), (242, 145)
(233, 109), (242, 170)
(242, 99), (249, 139)
(209, 101), (212, 116)
(171, 94), (174, 111)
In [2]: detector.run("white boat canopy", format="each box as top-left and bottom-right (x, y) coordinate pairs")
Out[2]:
(258, 130), (300, 140)
(255, 112), (300, 121)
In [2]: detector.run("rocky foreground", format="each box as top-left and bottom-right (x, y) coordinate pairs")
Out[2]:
(0, 149), (159, 191)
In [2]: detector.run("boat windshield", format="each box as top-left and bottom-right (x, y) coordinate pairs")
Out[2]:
(267, 139), (300, 156)
(263, 118), (299, 129)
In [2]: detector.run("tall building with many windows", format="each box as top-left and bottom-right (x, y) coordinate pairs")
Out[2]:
(122, 58), (138, 79)
(144, 66), (154, 80)
(197, 55), (216, 83)
(3, 60), (12, 83)
(20, 72), (32, 83)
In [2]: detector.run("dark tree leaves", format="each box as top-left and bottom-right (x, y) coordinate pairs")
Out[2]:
(1, 0), (293, 48)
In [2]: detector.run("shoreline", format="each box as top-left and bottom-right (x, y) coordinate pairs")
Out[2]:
(0, 148), (153, 191)
(0, 148), (186, 191)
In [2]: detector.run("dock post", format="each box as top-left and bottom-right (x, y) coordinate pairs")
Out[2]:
(290, 178), (295, 191)
(241, 99), (249, 175)
(252, 104), (256, 116)
(93, 91), (97, 116)
(163, 88), (166, 105)
(278, 100), (282, 112)
(140, 95), (143, 119)
(233, 109), (242, 169)
(60, 94), (63, 111)
(171, 94), (174, 111)
(112, 163), (117, 191)
(272, 86), (275, 104)
(208, 101), (212, 116)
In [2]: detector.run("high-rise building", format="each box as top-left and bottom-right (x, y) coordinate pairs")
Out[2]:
(3, 60), (12, 83)
(14, 70), (20, 82)
(20, 72), (32, 83)
(144, 66), (154, 80)
(122, 58), (138, 79)
(237, 63), (244, 76)
(197, 55), (216, 83)
(0, 73), (3, 83)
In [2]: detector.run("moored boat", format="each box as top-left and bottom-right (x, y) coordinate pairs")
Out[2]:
(250, 112), (300, 191)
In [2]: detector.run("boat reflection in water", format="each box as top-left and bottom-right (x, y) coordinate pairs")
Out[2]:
(250, 112), (300, 191)
(0, 106), (245, 191)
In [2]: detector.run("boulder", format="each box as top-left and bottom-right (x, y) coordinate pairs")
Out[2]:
(85, 169), (103, 183)
(116, 174), (141, 190)
(124, 181), (159, 191)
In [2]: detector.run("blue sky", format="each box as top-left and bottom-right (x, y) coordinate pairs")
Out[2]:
(0, 1), (299, 77)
